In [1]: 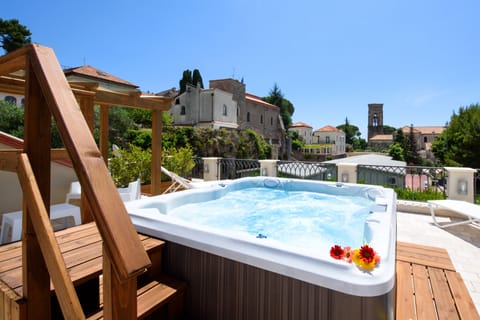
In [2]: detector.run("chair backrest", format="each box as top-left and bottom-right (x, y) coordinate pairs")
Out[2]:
(65, 181), (81, 203)
(129, 179), (141, 200)
(118, 179), (141, 202)
(70, 181), (81, 194)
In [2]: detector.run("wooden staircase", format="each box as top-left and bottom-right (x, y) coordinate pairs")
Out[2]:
(0, 222), (186, 320)
(0, 43), (179, 319)
(50, 223), (187, 320)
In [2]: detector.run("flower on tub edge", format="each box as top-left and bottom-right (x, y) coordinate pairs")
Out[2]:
(330, 244), (380, 271)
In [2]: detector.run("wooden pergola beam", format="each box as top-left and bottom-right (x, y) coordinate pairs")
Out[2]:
(0, 46), (29, 77)
(94, 89), (172, 111)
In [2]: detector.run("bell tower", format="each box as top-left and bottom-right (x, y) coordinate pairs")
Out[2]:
(368, 103), (384, 141)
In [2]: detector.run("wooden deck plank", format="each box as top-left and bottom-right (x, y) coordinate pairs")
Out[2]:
(397, 241), (455, 270)
(0, 222), (164, 299)
(429, 267), (460, 320)
(395, 260), (416, 320)
(446, 270), (480, 320)
(411, 264), (437, 320)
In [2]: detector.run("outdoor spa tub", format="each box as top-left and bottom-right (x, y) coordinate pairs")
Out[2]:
(126, 177), (397, 320)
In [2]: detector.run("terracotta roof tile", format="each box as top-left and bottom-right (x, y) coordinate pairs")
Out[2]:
(369, 134), (394, 141)
(63, 65), (138, 88)
(314, 125), (343, 133)
(290, 122), (312, 128)
(401, 125), (445, 135)
(245, 93), (279, 110)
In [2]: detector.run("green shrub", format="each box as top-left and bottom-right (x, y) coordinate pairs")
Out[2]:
(162, 146), (196, 178)
(109, 144), (152, 187)
(109, 144), (196, 186)
(392, 187), (446, 201)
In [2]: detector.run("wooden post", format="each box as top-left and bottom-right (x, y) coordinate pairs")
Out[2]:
(79, 95), (95, 133)
(23, 56), (51, 319)
(99, 104), (110, 166)
(151, 109), (163, 195)
(78, 95), (96, 223)
(103, 247), (137, 320)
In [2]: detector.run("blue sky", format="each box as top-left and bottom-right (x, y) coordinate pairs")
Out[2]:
(3, 0), (479, 138)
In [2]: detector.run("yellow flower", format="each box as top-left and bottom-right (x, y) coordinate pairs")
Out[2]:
(352, 245), (379, 271)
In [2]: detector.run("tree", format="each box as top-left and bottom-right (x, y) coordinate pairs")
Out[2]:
(337, 117), (360, 145)
(192, 69), (204, 89)
(352, 137), (367, 151)
(179, 69), (203, 94)
(0, 19), (31, 54)
(383, 125), (397, 135)
(263, 83), (294, 129)
(388, 142), (405, 161)
(0, 100), (24, 137)
(432, 103), (480, 167)
(404, 125), (422, 165)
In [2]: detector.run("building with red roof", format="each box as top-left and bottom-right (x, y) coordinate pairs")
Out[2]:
(170, 78), (285, 159)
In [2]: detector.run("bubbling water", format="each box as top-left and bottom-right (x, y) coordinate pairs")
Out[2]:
(168, 187), (372, 254)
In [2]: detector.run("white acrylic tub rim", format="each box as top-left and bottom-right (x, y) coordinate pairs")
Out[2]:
(126, 177), (397, 297)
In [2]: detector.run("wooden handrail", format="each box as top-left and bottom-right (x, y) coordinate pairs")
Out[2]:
(0, 44), (154, 318)
(17, 153), (85, 320)
(28, 44), (151, 280)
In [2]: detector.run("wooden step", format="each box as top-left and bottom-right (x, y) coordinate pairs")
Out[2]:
(87, 276), (186, 320)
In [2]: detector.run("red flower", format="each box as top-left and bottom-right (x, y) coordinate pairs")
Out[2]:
(358, 245), (376, 264)
(330, 245), (345, 260)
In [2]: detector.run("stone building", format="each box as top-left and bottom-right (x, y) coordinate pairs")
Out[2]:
(288, 122), (313, 144)
(367, 103), (445, 159)
(170, 78), (285, 158)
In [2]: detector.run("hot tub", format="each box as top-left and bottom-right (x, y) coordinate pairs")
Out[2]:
(127, 177), (397, 319)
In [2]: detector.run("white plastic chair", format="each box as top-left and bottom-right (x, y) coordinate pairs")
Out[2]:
(118, 179), (141, 202)
(0, 203), (81, 244)
(65, 181), (81, 203)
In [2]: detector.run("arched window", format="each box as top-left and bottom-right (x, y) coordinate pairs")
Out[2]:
(247, 112), (250, 122)
(180, 105), (186, 115)
(223, 104), (227, 116)
(372, 113), (378, 127)
(4, 96), (17, 105)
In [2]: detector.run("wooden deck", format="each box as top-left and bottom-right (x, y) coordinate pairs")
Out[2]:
(0, 222), (174, 319)
(396, 241), (479, 320)
(0, 224), (478, 319)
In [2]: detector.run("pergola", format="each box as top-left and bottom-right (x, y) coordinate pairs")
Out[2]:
(0, 64), (173, 221)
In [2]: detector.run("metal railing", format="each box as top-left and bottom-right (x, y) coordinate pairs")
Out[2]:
(218, 158), (260, 179)
(277, 160), (337, 181)
(358, 165), (447, 200)
(189, 157), (204, 179)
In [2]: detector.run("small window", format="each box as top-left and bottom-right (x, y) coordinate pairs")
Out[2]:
(247, 112), (250, 122)
(424, 136), (428, 143)
(260, 115), (263, 124)
(326, 136), (330, 144)
(175, 98), (180, 105)
(4, 96), (17, 104)
(180, 105), (186, 115)
(20, 98), (25, 106)
(223, 104), (227, 116)
(270, 117), (273, 125)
